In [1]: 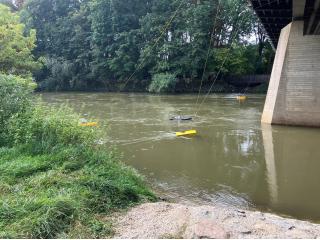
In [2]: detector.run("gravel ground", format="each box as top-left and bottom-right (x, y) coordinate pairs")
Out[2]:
(114, 202), (320, 239)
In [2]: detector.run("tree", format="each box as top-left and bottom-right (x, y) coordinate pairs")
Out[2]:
(21, 0), (82, 57)
(18, 0), (274, 92)
(139, 0), (213, 80)
(0, 0), (18, 11)
(21, 0), (94, 90)
(0, 4), (39, 76)
(90, 0), (152, 85)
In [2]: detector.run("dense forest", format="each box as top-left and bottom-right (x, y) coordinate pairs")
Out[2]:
(1, 0), (274, 92)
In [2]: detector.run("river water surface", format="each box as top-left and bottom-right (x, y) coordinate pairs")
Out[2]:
(41, 93), (320, 222)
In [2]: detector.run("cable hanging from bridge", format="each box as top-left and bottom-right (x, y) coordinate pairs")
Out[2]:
(120, 0), (280, 119)
(121, 0), (185, 90)
(194, 0), (281, 116)
(194, 0), (222, 112)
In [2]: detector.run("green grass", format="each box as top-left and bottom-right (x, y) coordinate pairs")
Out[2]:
(0, 145), (155, 238)
(0, 74), (155, 238)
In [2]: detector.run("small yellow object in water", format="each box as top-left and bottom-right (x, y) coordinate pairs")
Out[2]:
(176, 130), (197, 137)
(80, 122), (98, 127)
(236, 95), (247, 101)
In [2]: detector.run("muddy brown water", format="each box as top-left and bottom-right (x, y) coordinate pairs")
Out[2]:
(41, 92), (320, 222)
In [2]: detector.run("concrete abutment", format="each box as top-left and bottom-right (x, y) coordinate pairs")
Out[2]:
(262, 21), (320, 127)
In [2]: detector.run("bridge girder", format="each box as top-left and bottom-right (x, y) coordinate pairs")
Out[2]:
(250, 0), (320, 46)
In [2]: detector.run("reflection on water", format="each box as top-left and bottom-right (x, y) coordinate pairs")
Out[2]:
(41, 93), (320, 221)
(262, 124), (278, 204)
(262, 124), (320, 220)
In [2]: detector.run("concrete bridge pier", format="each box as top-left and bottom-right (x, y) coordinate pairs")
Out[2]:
(261, 20), (320, 127)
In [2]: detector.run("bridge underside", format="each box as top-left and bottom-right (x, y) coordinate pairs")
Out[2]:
(251, 0), (320, 46)
(251, 0), (320, 127)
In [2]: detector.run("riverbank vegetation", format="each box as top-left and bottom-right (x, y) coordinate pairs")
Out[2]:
(0, 5), (154, 237)
(0, 74), (154, 238)
(2, 0), (273, 92)
(0, 1), (274, 237)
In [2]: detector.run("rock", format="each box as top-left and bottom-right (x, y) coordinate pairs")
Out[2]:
(236, 210), (246, 214)
(158, 196), (167, 202)
(192, 219), (229, 239)
(236, 210), (246, 217)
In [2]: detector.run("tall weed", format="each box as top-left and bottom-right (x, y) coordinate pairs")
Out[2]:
(0, 74), (155, 238)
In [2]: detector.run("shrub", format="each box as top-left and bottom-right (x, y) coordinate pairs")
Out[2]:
(0, 74), (97, 151)
(0, 74), (155, 238)
(0, 5), (40, 76)
(38, 57), (73, 91)
(148, 73), (177, 93)
(7, 103), (98, 153)
(0, 74), (36, 146)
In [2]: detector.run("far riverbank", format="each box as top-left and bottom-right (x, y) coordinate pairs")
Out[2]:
(36, 82), (269, 94)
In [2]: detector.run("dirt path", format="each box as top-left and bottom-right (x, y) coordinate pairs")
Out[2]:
(114, 202), (320, 239)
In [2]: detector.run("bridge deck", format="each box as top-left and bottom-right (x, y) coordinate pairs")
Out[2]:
(250, 0), (320, 47)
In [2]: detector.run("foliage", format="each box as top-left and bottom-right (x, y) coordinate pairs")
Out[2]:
(0, 74), (36, 145)
(148, 73), (177, 93)
(36, 57), (74, 91)
(0, 4), (40, 76)
(6, 103), (98, 151)
(213, 45), (255, 76)
(0, 74), (155, 238)
(18, 0), (274, 92)
(21, 0), (93, 90)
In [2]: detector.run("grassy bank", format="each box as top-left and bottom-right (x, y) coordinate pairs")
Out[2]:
(0, 74), (155, 238)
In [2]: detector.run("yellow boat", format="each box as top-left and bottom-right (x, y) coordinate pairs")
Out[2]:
(79, 122), (98, 127)
(236, 95), (247, 101)
(176, 130), (197, 137)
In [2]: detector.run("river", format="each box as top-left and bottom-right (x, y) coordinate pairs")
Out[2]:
(41, 92), (320, 222)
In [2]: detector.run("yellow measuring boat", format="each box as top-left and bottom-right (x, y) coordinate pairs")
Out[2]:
(176, 130), (197, 137)
(79, 122), (98, 127)
(236, 95), (247, 101)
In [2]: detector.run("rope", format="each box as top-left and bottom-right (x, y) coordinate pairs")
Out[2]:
(194, 0), (221, 111)
(195, 48), (231, 116)
(241, 32), (263, 96)
(194, 0), (280, 115)
(242, 83), (250, 95)
(121, 0), (185, 90)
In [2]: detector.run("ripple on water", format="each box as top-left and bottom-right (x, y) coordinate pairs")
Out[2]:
(40, 93), (320, 222)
